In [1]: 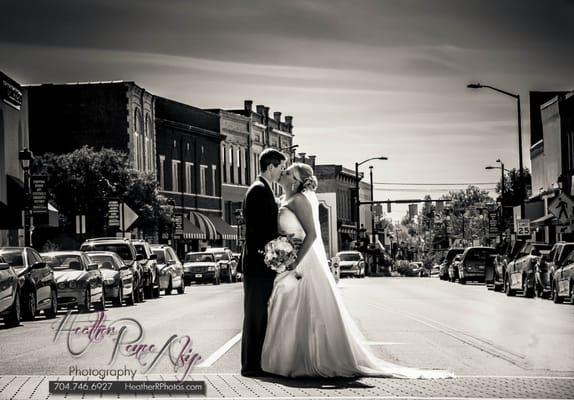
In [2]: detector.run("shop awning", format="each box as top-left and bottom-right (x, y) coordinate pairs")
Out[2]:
(208, 215), (237, 240)
(531, 214), (556, 226)
(182, 217), (205, 240)
(189, 211), (218, 240)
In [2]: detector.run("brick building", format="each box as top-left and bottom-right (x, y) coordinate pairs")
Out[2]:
(27, 81), (156, 175)
(155, 97), (235, 254)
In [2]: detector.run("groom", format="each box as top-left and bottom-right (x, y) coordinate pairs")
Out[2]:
(240, 148), (286, 377)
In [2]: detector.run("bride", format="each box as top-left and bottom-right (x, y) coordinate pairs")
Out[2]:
(261, 162), (452, 379)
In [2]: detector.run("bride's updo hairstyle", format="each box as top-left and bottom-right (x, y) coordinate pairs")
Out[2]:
(291, 163), (318, 193)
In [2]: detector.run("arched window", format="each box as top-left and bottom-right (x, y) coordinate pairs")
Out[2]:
(134, 109), (144, 170)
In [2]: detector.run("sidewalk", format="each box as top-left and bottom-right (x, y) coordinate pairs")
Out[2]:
(2, 374), (574, 399)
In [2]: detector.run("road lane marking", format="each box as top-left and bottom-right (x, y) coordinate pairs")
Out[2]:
(366, 341), (407, 345)
(196, 332), (242, 368)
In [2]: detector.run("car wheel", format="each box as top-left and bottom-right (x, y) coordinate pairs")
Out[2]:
(5, 291), (21, 327)
(227, 270), (233, 283)
(153, 285), (160, 298)
(94, 291), (105, 311)
(459, 276), (466, 285)
(535, 280), (544, 298)
(523, 276), (534, 298)
(569, 281), (574, 305)
(45, 289), (58, 319)
(177, 283), (185, 294)
(125, 287), (135, 306)
(214, 274), (220, 285)
(505, 275), (515, 297)
(80, 289), (92, 313)
(553, 282), (563, 304)
(144, 284), (153, 299)
(22, 290), (36, 321)
(113, 286), (123, 307)
(166, 278), (173, 295)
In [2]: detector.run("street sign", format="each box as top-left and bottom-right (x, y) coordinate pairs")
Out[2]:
(516, 219), (531, 237)
(31, 176), (48, 214)
(174, 214), (184, 237)
(548, 192), (574, 225)
(488, 211), (499, 238)
(107, 201), (120, 227)
(120, 203), (138, 231)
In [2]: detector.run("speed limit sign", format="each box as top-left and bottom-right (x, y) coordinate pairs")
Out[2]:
(516, 219), (531, 237)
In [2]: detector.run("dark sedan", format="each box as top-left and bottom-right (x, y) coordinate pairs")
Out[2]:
(0, 247), (57, 320)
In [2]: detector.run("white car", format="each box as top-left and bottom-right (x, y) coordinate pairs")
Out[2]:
(336, 251), (365, 278)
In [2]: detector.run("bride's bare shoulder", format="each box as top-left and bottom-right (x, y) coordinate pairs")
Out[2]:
(290, 192), (311, 210)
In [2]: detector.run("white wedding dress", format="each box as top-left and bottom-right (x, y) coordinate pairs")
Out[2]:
(261, 191), (453, 379)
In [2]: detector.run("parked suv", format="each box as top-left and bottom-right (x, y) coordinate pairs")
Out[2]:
(552, 246), (574, 304)
(457, 246), (496, 284)
(204, 248), (237, 283)
(536, 242), (574, 299)
(489, 240), (524, 292)
(336, 251), (365, 278)
(439, 248), (464, 281)
(80, 237), (144, 303)
(183, 252), (220, 285)
(448, 254), (463, 282)
(0, 247), (58, 320)
(504, 242), (551, 297)
(132, 240), (160, 298)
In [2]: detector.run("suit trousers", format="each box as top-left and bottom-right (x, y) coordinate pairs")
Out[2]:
(241, 273), (275, 374)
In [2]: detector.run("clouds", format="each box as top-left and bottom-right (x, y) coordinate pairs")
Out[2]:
(1, 0), (573, 220)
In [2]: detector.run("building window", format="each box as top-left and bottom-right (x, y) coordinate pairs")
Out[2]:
(236, 147), (241, 185)
(212, 165), (217, 196)
(185, 162), (194, 194)
(159, 156), (165, 189)
(172, 160), (180, 192)
(228, 147), (234, 184)
(200, 165), (207, 195)
(133, 133), (139, 169)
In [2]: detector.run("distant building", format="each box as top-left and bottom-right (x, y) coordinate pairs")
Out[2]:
(27, 81), (156, 175)
(529, 90), (574, 242)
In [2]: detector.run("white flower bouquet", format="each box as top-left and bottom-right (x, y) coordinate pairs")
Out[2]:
(261, 235), (301, 273)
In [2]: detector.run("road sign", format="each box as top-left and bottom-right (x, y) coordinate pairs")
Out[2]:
(516, 219), (531, 237)
(174, 214), (184, 238)
(488, 211), (499, 238)
(107, 201), (120, 227)
(120, 203), (138, 231)
(31, 176), (48, 214)
(548, 192), (574, 225)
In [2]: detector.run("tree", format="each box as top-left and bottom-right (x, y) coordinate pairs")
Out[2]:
(495, 168), (532, 206)
(32, 146), (173, 241)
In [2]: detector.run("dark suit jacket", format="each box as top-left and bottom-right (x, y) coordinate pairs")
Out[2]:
(241, 177), (278, 278)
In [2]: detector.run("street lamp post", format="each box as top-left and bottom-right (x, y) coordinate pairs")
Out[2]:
(18, 148), (34, 247)
(486, 160), (511, 240)
(354, 156), (387, 245)
(468, 83), (525, 217)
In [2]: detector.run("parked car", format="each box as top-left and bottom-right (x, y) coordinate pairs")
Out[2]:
(183, 252), (220, 285)
(232, 252), (243, 282)
(336, 251), (365, 278)
(440, 248), (464, 281)
(41, 251), (104, 313)
(410, 262), (427, 277)
(536, 242), (574, 299)
(0, 247), (58, 320)
(504, 242), (551, 297)
(204, 248), (237, 283)
(489, 240), (524, 292)
(329, 255), (341, 283)
(80, 238), (144, 303)
(448, 254), (463, 282)
(86, 251), (135, 306)
(132, 239), (160, 298)
(150, 244), (184, 295)
(0, 255), (21, 327)
(552, 246), (574, 304)
(457, 246), (497, 284)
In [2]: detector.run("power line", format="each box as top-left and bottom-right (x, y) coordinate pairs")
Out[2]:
(374, 182), (498, 186)
(375, 188), (496, 192)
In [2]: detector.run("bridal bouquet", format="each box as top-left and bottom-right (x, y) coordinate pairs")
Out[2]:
(261, 235), (301, 273)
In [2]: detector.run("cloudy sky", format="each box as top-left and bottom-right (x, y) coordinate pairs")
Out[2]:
(1, 0), (573, 221)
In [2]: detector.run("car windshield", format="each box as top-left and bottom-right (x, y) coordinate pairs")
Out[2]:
(0, 250), (25, 269)
(88, 255), (118, 270)
(338, 253), (360, 262)
(185, 253), (214, 263)
(446, 249), (464, 263)
(134, 244), (147, 258)
(43, 254), (84, 271)
(211, 252), (228, 261)
(466, 248), (496, 261)
(81, 244), (133, 260)
(153, 250), (166, 264)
